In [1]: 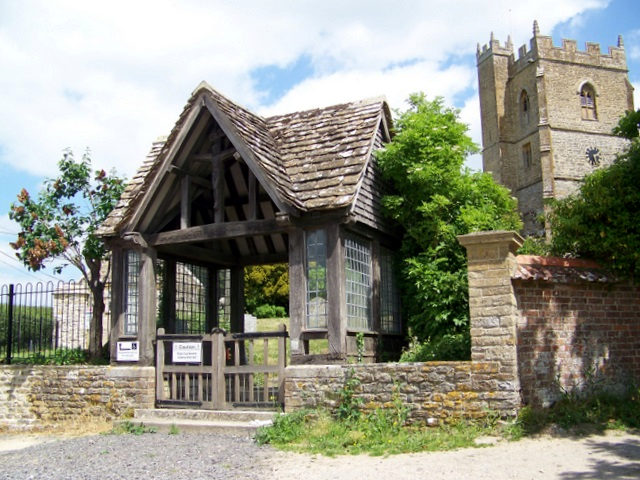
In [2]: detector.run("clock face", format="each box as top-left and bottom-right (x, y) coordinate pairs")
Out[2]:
(585, 146), (601, 166)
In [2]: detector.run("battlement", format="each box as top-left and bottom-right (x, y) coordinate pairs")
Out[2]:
(477, 21), (627, 71)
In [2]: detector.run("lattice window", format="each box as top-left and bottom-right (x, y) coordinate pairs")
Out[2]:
(305, 229), (327, 329)
(580, 84), (597, 120)
(175, 262), (208, 334)
(124, 250), (140, 335)
(380, 248), (401, 334)
(217, 269), (231, 331)
(345, 236), (372, 331)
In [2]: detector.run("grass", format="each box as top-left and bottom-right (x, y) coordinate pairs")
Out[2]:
(256, 317), (329, 363)
(255, 408), (513, 456)
(517, 387), (640, 435)
(256, 386), (640, 457)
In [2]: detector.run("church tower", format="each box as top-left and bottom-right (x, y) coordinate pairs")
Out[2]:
(477, 21), (634, 236)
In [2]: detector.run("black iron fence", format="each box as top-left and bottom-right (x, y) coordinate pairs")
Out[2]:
(0, 281), (99, 364)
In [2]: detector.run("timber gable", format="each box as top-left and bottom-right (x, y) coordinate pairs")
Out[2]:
(98, 82), (394, 242)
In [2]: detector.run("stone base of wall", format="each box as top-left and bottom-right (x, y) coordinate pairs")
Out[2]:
(0, 366), (155, 430)
(285, 361), (521, 423)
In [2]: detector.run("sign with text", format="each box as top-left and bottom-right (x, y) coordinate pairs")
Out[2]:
(117, 341), (139, 362)
(172, 342), (202, 363)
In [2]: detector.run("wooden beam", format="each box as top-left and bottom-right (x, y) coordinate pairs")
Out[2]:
(169, 165), (212, 189)
(238, 251), (288, 266)
(193, 147), (236, 162)
(248, 168), (257, 221)
(148, 218), (292, 247)
(181, 175), (191, 229)
(157, 244), (238, 267)
(211, 145), (225, 224)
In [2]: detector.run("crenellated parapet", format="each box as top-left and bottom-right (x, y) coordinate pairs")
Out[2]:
(477, 21), (627, 72)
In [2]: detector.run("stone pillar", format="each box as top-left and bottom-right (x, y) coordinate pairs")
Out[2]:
(458, 230), (523, 411)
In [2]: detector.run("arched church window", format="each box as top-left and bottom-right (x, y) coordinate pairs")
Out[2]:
(580, 84), (597, 120)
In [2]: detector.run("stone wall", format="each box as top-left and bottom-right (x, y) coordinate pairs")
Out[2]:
(285, 361), (514, 423)
(0, 366), (154, 430)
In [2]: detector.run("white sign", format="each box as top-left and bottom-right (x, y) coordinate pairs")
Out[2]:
(117, 341), (140, 362)
(172, 342), (202, 363)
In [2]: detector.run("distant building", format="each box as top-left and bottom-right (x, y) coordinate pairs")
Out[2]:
(477, 21), (634, 236)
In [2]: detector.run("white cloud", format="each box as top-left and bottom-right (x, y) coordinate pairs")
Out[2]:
(0, 0), (613, 182)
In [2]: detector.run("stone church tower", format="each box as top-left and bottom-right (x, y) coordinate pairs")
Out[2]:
(477, 21), (634, 236)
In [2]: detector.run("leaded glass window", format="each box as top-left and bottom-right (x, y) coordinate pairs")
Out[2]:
(305, 229), (327, 329)
(345, 236), (372, 330)
(380, 248), (401, 334)
(175, 262), (208, 334)
(124, 250), (141, 335)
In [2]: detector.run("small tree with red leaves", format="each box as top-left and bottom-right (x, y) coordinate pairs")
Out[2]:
(9, 149), (126, 359)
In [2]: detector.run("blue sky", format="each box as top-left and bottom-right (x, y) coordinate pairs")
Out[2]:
(0, 0), (639, 285)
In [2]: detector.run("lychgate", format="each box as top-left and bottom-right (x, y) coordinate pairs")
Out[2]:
(97, 82), (403, 408)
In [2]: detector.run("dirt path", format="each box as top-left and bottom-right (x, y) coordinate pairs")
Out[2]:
(265, 431), (640, 480)
(0, 430), (638, 479)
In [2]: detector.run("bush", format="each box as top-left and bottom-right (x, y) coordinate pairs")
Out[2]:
(254, 304), (287, 319)
(400, 332), (471, 362)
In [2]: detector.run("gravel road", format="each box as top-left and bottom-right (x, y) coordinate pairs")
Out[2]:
(0, 430), (638, 480)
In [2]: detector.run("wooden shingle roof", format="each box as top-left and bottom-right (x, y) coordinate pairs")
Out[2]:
(98, 82), (392, 237)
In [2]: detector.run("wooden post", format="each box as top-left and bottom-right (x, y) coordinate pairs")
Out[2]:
(212, 329), (225, 408)
(248, 169), (258, 221)
(156, 328), (166, 402)
(230, 266), (245, 334)
(211, 143), (225, 224)
(326, 224), (346, 356)
(109, 247), (124, 364)
(180, 175), (191, 229)
(288, 229), (305, 356)
(138, 247), (158, 366)
(277, 323), (287, 404)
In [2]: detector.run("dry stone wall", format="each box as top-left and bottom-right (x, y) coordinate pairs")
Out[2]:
(285, 361), (515, 423)
(0, 366), (154, 430)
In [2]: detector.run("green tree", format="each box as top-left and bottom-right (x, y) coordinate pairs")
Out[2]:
(548, 109), (640, 278)
(9, 150), (126, 359)
(377, 93), (521, 352)
(244, 263), (289, 315)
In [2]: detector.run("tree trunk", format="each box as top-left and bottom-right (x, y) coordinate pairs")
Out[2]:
(89, 283), (105, 359)
(87, 259), (105, 360)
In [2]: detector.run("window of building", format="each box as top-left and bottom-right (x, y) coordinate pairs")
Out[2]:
(522, 143), (532, 168)
(124, 250), (141, 335)
(305, 229), (327, 329)
(520, 90), (530, 125)
(380, 248), (401, 334)
(345, 236), (372, 331)
(580, 84), (597, 120)
(175, 262), (209, 334)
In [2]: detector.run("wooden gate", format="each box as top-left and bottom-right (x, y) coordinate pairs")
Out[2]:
(155, 325), (287, 409)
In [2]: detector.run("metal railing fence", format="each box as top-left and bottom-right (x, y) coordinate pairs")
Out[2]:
(0, 280), (99, 364)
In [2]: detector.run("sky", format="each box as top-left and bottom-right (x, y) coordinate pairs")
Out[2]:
(0, 0), (639, 286)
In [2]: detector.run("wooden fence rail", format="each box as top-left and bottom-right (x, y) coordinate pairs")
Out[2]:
(155, 324), (287, 410)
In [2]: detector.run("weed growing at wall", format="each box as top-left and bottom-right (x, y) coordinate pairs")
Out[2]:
(516, 385), (640, 435)
(335, 368), (363, 423)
